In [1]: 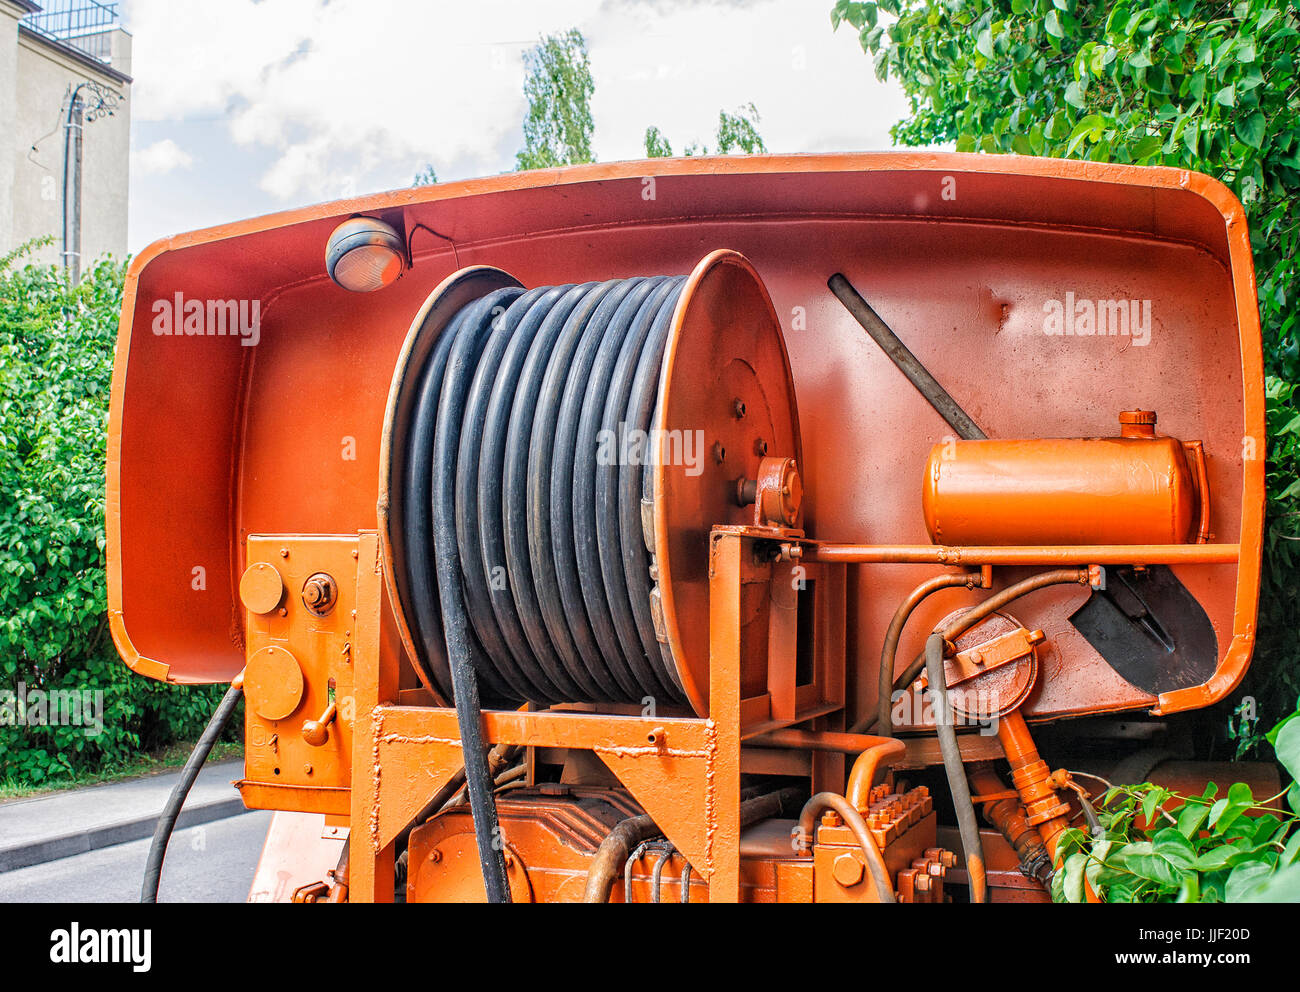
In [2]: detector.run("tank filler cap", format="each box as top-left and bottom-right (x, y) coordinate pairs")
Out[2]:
(1119, 409), (1157, 438)
(240, 562), (285, 615)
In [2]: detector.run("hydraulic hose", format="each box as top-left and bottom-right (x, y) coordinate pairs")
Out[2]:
(396, 276), (689, 709)
(141, 680), (243, 903)
(925, 632), (987, 903)
(584, 788), (803, 902)
(969, 762), (1052, 886)
(391, 273), (693, 902)
(857, 570), (983, 736)
(797, 792), (896, 903)
(889, 569), (1090, 698)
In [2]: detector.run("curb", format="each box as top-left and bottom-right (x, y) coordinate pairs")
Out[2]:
(0, 796), (248, 874)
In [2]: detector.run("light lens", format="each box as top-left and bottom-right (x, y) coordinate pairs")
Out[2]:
(325, 217), (405, 292)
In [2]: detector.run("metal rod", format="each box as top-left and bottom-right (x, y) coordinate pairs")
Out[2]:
(805, 543), (1239, 566)
(829, 272), (987, 440)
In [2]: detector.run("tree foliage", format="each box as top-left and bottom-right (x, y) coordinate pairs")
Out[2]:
(412, 164), (438, 186)
(0, 244), (229, 785)
(516, 28), (596, 171)
(643, 102), (769, 157)
(833, 0), (1300, 737)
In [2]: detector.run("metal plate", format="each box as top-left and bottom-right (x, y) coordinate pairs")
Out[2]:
(651, 250), (803, 715)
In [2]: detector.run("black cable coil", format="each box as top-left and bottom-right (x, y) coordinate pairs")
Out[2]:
(399, 274), (693, 710)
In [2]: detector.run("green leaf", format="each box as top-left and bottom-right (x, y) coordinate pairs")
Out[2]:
(1044, 9), (1063, 38)
(1236, 111), (1266, 150)
(1226, 860), (1275, 902)
(1243, 863), (1300, 902)
(1062, 851), (1087, 902)
(1153, 828), (1198, 869)
(1276, 718), (1300, 781)
(1176, 800), (1210, 838)
(1130, 134), (1164, 162)
(1067, 114), (1106, 155)
(1142, 788), (1162, 826)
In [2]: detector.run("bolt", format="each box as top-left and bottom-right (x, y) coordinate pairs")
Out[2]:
(832, 852), (865, 887)
(755, 438), (768, 457)
(279, 548), (289, 558)
(304, 763), (313, 775)
(302, 573), (337, 615)
(915, 873), (933, 893)
(821, 810), (843, 828)
(733, 398), (746, 419)
(429, 849), (442, 864)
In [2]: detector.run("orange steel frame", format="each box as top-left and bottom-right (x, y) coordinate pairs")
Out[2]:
(309, 528), (846, 903)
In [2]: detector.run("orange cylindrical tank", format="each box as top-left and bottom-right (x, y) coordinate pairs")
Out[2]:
(922, 411), (1199, 547)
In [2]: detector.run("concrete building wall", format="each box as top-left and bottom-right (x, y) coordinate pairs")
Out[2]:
(1, 1), (131, 272)
(0, 4), (20, 258)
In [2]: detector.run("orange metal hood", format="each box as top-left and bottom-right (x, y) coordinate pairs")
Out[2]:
(106, 152), (1264, 721)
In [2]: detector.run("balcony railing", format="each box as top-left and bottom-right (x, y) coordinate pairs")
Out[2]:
(22, 1), (120, 64)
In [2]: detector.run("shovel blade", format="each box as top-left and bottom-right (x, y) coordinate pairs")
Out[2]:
(1069, 565), (1218, 695)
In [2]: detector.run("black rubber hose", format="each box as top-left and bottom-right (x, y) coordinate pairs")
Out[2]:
(594, 278), (683, 701)
(502, 283), (600, 700)
(572, 277), (668, 697)
(396, 273), (698, 711)
(526, 279), (623, 699)
(478, 285), (575, 702)
(547, 277), (646, 699)
(925, 631), (988, 904)
(141, 682), (243, 903)
(618, 278), (687, 698)
(432, 287), (523, 903)
(456, 286), (553, 702)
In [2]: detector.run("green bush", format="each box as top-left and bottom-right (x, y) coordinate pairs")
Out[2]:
(1052, 717), (1300, 902)
(0, 242), (227, 786)
(833, 0), (1300, 739)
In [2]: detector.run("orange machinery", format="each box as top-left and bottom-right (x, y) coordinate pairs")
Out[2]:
(109, 153), (1265, 903)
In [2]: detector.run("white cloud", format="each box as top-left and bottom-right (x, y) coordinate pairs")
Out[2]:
(122, 0), (907, 214)
(131, 138), (194, 175)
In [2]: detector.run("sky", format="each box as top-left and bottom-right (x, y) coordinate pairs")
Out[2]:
(119, 0), (911, 253)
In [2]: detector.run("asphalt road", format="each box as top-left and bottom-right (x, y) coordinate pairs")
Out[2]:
(0, 810), (271, 903)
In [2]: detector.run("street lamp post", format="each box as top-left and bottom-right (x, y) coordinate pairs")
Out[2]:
(60, 80), (119, 283)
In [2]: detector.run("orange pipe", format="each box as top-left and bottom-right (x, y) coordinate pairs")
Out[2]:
(997, 712), (1072, 861)
(968, 764), (1051, 885)
(806, 543), (1238, 566)
(748, 729), (905, 811)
